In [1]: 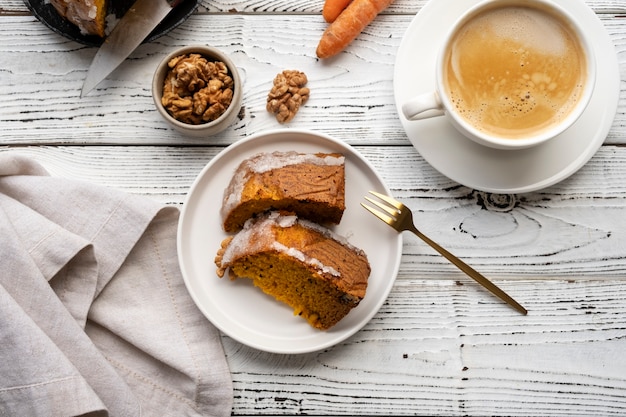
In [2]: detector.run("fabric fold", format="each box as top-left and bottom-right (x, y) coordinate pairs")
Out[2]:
(0, 154), (233, 417)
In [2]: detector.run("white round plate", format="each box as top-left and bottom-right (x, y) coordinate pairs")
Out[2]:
(177, 129), (402, 354)
(394, 0), (620, 193)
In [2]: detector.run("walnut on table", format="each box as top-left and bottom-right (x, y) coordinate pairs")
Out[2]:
(266, 70), (310, 123)
(161, 53), (234, 125)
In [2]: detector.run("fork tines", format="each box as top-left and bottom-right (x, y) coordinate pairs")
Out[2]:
(361, 191), (400, 224)
(367, 190), (403, 209)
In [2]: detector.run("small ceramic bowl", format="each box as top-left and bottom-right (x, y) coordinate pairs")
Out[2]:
(152, 45), (242, 137)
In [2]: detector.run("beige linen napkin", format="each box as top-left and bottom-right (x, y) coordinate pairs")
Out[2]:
(0, 155), (233, 417)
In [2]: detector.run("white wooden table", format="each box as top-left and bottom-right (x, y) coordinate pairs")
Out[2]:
(2, 0), (626, 415)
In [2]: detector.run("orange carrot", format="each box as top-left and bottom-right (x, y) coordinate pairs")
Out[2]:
(316, 0), (394, 59)
(323, 0), (352, 23)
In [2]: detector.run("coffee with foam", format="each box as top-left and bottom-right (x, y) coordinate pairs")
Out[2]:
(443, 5), (588, 140)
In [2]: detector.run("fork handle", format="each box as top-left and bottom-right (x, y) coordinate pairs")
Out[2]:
(408, 225), (528, 315)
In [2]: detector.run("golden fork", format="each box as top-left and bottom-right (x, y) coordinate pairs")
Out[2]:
(362, 190), (527, 315)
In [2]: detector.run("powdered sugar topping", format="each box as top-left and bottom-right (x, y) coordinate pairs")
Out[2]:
(219, 211), (351, 277)
(221, 151), (345, 220)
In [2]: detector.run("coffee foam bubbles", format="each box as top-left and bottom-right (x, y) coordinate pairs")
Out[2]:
(444, 6), (587, 139)
(488, 7), (569, 55)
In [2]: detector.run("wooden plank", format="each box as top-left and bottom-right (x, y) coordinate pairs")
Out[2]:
(3, 0), (625, 15)
(3, 144), (626, 280)
(0, 14), (405, 145)
(225, 279), (626, 415)
(1, 13), (624, 146)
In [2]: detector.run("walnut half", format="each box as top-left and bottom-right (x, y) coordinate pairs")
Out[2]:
(266, 70), (310, 123)
(161, 53), (234, 125)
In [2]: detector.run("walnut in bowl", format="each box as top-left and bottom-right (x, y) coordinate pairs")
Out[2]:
(152, 45), (242, 137)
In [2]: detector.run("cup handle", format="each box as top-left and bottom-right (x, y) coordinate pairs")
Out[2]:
(402, 92), (445, 120)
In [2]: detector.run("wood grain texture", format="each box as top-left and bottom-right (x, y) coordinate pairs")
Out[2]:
(1, 4), (625, 146)
(3, 144), (626, 281)
(3, 0), (625, 14)
(2, 0), (626, 415)
(225, 279), (626, 415)
(0, 14), (406, 146)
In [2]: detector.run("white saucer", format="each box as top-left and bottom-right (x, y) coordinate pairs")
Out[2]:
(177, 129), (402, 354)
(393, 0), (620, 193)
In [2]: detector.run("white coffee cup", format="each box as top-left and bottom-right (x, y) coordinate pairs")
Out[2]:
(401, 0), (596, 150)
